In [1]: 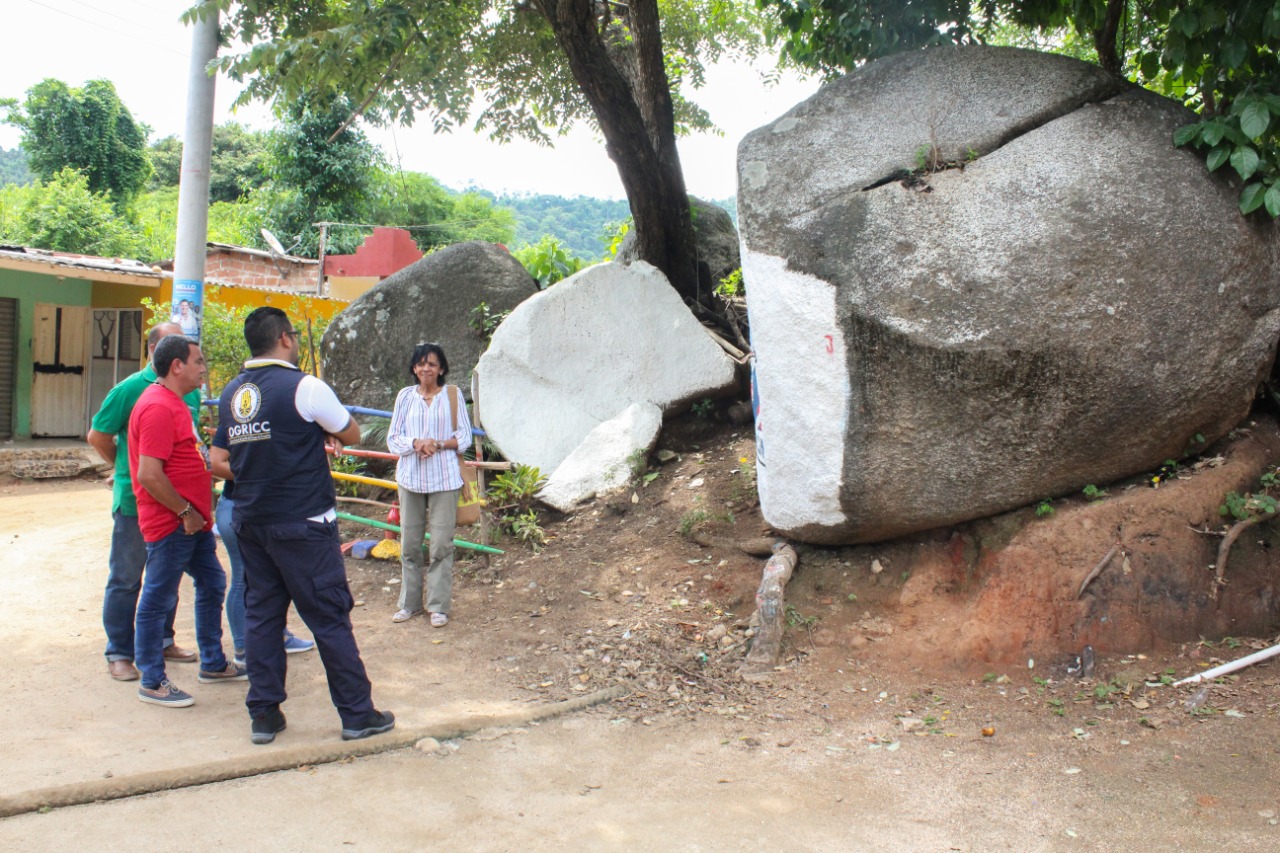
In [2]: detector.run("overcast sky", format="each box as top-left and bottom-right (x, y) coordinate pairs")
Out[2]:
(5, 0), (820, 200)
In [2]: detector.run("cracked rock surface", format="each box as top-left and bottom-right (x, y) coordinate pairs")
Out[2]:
(737, 45), (1280, 544)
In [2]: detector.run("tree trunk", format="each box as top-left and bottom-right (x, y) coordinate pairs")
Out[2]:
(1093, 0), (1127, 75)
(534, 0), (702, 303)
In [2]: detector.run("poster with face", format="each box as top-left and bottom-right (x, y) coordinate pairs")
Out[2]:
(172, 279), (203, 339)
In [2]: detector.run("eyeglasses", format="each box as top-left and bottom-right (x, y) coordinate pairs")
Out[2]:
(284, 328), (301, 340)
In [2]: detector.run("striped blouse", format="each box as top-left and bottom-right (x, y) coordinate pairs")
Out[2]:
(386, 384), (473, 494)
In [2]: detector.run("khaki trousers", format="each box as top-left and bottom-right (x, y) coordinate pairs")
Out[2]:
(397, 487), (459, 615)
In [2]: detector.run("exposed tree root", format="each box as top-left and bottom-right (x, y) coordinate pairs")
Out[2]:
(1078, 543), (1121, 599)
(1212, 515), (1269, 600)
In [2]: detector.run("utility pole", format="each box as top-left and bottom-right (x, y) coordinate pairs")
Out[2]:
(315, 222), (329, 296)
(171, 9), (219, 344)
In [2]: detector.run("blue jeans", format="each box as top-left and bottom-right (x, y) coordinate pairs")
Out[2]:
(219, 496), (305, 653)
(134, 527), (229, 688)
(103, 511), (176, 661)
(217, 496), (247, 652)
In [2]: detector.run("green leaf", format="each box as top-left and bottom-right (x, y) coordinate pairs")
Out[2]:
(1202, 122), (1226, 147)
(1139, 51), (1160, 80)
(1265, 185), (1280, 219)
(1206, 145), (1230, 171)
(1223, 124), (1252, 147)
(1240, 182), (1267, 215)
(1165, 33), (1187, 70)
(1231, 146), (1261, 181)
(1240, 102), (1271, 138)
(1239, 102), (1269, 138)
(1173, 9), (1198, 38)
(1172, 124), (1200, 147)
(1220, 37), (1248, 70)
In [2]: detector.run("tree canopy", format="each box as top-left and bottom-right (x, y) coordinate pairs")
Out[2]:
(148, 121), (271, 203)
(0, 168), (141, 256)
(760, 0), (1280, 216)
(191, 0), (764, 304)
(249, 96), (516, 255)
(4, 78), (151, 208)
(258, 96), (385, 256)
(0, 147), (30, 187)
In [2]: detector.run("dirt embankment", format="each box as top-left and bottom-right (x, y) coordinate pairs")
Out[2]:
(502, 411), (1280, 680)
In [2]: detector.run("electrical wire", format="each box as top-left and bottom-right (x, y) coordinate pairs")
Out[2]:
(22, 0), (188, 59)
(53, 0), (163, 32)
(316, 219), (507, 231)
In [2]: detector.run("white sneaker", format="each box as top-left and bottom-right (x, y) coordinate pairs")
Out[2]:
(392, 609), (421, 623)
(429, 612), (448, 628)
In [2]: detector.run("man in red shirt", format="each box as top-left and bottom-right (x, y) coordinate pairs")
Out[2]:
(129, 335), (244, 707)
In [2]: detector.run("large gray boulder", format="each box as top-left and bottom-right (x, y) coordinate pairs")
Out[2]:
(617, 196), (740, 284)
(322, 242), (537, 411)
(477, 261), (737, 476)
(739, 45), (1280, 545)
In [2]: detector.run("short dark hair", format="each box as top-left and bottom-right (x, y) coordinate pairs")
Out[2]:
(408, 342), (449, 382)
(244, 306), (292, 357)
(153, 335), (195, 377)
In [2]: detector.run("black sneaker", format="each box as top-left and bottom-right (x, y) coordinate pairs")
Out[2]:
(341, 709), (396, 741)
(251, 706), (287, 745)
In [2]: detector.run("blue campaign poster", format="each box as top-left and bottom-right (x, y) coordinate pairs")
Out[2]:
(171, 278), (203, 340)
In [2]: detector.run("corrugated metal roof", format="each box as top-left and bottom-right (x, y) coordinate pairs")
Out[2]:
(204, 241), (316, 265)
(0, 246), (161, 278)
(0, 245), (347, 302)
(196, 275), (350, 303)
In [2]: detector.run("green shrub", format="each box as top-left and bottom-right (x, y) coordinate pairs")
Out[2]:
(513, 235), (588, 288)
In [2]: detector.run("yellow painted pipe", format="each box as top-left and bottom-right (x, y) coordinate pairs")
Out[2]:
(331, 470), (398, 490)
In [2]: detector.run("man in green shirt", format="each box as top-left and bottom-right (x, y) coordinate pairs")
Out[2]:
(87, 322), (203, 682)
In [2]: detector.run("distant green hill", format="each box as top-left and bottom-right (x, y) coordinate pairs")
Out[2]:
(485, 193), (629, 260)
(0, 147), (31, 186)
(485, 192), (737, 261)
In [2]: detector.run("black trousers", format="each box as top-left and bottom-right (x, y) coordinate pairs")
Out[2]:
(234, 518), (374, 727)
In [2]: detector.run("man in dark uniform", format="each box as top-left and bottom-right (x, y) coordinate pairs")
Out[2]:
(210, 307), (393, 745)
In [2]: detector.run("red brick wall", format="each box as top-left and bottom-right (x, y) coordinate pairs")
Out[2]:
(204, 251), (312, 289)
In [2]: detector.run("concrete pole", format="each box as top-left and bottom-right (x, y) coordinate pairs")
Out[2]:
(315, 222), (329, 296)
(171, 9), (219, 345)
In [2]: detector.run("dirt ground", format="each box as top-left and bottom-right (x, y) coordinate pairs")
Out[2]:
(2, 418), (1279, 851)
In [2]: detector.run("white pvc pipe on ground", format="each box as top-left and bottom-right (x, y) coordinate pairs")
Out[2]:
(1172, 642), (1280, 686)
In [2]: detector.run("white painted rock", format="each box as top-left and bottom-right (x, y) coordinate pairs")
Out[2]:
(538, 402), (662, 511)
(739, 45), (1280, 544)
(477, 261), (737, 475)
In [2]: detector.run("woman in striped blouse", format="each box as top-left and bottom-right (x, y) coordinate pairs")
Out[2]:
(386, 343), (472, 627)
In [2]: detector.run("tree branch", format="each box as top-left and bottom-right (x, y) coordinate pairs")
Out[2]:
(326, 43), (411, 143)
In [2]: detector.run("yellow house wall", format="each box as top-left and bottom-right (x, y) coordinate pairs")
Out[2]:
(197, 283), (350, 324)
(326, 276), (380, 302)
(91, 281), (158, 308)
(91, 279), (349, 324)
